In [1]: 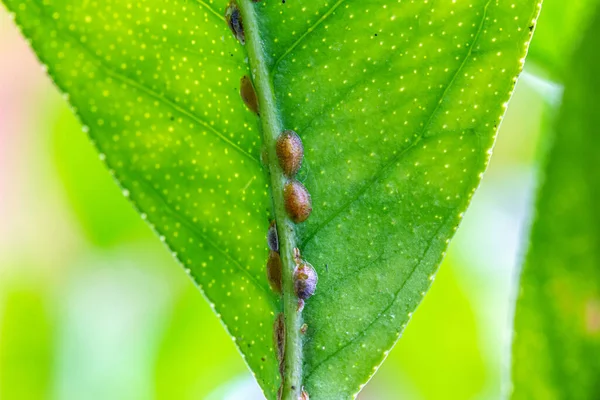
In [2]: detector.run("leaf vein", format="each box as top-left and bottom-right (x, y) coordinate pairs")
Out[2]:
(191, 0), (225, 21)
(300, 0), (492, 248)
(271, 0), (347, 71)
(47, 19), (259, 164)
(304, 215), (451, 380)
(137, 179), (276, 303)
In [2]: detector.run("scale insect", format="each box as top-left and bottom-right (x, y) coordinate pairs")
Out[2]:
(225, 1), (245, 44)
(266, 250), (283, 294)
(273, 313), (286, 375)
(240, 75), (260, 115)
(294, 260), (318, 300)
(276, 130), (304, 177)
(283, 180), (312, 223)
(267, 220), (279, 252)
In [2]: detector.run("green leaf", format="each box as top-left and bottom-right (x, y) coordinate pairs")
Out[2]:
(2, 0), (540, 398)
(0, 280), (55, 400)
(511, 7), (600, 400)
(527, 0), (598, 80)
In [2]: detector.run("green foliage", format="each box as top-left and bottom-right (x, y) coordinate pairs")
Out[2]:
(0, 281), (55, 400)
(2, 0), (540, 398)
(512, 7), (600, 400)
(377, 261), (488, 399)
(527, 0), (598, 79)
(154, 285), (248, 399)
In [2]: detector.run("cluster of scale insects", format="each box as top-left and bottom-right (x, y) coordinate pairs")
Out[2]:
(227, 2), (316, 399)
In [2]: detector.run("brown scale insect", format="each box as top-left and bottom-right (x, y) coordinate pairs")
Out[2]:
(267, 220), (279, 252)
(300, 389), (310, 400)
(283, 180), (312, 223)
(276, 130), (304, 177)
(225, 1), (245, 44)
(266, 250), (282, 293)
(273, 313), (286, 375)
(240, 75), (259, 115)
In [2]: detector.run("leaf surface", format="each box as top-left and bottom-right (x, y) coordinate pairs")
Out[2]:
(2, 0), (540, 398)
(511, 7), (600, 399)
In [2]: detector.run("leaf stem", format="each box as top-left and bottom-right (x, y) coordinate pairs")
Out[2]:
(237, 2), (303, 399)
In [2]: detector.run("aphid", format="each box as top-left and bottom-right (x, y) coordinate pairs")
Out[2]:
(283, 180), (312, 223)
(240, 75), (259, 115)
(225, 1), (245, 44)
(267, 220), (279, 252)
(276, 130), (304, 177)
(294, 260), (318, 300)
(300, 389), (310, 400)
(273, 313), (286, 374)
(267, 250), (282, 293)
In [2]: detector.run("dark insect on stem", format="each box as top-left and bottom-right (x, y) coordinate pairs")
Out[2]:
(240, 75), (260, 115)
(267, 220), (279, 252)
(283, 180), (312, 223)
(225, 1), (245, 44)
(276, 130), (304, 177)
(273, 313), (286, 376)
(267, 250), (283, 293)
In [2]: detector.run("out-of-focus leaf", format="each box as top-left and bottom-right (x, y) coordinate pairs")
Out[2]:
(366, 261), (487, 399)
(0, 281), (55, 400)
(52, 106), (150, 247)
(528, 0), (598, 79)
(154, 284), (248, 399)
(511, 8), (600, 399)
(2, 0), (541, 397)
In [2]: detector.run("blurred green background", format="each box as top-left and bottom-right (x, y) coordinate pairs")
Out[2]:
(0, 2), (590, 399)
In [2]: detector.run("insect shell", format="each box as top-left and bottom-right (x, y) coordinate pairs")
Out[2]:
(294, 260), (318, 300)
(240, 75), (260, 115)
(300, 389), (310, 400)
(300, 323), (308, 334)
(276, 130), (304, 177)
(225, 1), (245, 44)
(283, 180), (312, 223)
(266, 250), (283, 294)
(267, 220), (279, 252)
